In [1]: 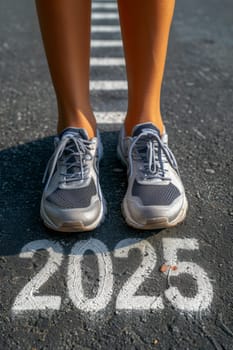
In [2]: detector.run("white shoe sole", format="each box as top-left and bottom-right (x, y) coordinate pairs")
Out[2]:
(122, 195), (188, 230)
(40, 195), (107, 233)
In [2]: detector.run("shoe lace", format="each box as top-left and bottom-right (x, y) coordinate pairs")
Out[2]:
(42, 134), (95, 190)
(128, 131), (179, 180)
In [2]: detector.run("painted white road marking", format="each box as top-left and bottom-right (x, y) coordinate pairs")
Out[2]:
(68, 239), (113, 312)
(114, 238), (164, 310)
(90, 80), (127, 90)
(162, 238), (213, 312)
(95, 111), (125, 124)
(11, 238), (213, 314)
(92, 13), (119, 20)
(92, 3), (118, 10)
(91, 25), (120, 32)
(90, 57), (125, 66)
(91, 40), (122, 47)
(12, 240), (63, 313)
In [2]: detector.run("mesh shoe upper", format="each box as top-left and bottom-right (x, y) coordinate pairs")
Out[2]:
(43, 128), (98, 210)
(47, 178), (97, 209)
(127, 123), (182, 206)
(40, 127), (105, 231)
(132, 181), (180, 206)
(117, 122), (187, 228)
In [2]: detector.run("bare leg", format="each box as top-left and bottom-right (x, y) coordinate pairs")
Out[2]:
(35, 0), (96, 138)
(117, 0), (175, 136)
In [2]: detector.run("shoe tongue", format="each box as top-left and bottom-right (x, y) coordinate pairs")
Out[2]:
(132, 123), (160, 137)
(58, 128), (89, 184)
(59, 127), (89, 140)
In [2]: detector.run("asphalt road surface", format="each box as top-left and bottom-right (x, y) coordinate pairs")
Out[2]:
(0, 0), (233, 349)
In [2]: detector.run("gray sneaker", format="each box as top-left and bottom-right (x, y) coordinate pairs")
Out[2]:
(40, 127), (106, 232)
(117, 122), (188, 229)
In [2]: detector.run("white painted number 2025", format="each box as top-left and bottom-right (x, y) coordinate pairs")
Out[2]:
(12, 238), (213, 314)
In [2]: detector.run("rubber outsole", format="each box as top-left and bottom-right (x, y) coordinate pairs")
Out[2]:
(121, 195), (188, 230)
(40, 196), (107, 233)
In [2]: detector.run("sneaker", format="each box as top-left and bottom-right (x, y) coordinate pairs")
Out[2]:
(40, 127), (106, 232)
(117, 122), (188, 229)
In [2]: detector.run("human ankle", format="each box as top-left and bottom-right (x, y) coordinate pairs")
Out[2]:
(58, 110), (96, 139)
(124, 117), (165, 137)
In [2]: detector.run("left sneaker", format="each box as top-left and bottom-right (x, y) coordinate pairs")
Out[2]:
(40, 127), (106, 232)
(117, 122), (188, 229)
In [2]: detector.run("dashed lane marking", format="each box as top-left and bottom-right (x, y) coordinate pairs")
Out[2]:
(91, 40), (122, 47)
(92, 13), (119, 20)
(92, 3), (118, 10)
(95, 111), (125, 124)
(90, 80), (127, 90)
(91, 25), (120, 32)
(90, 58), (125, 66)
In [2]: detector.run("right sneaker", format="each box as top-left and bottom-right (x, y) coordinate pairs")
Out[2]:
(117, 122), (188, 230)
(40, 127), (106, 232)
